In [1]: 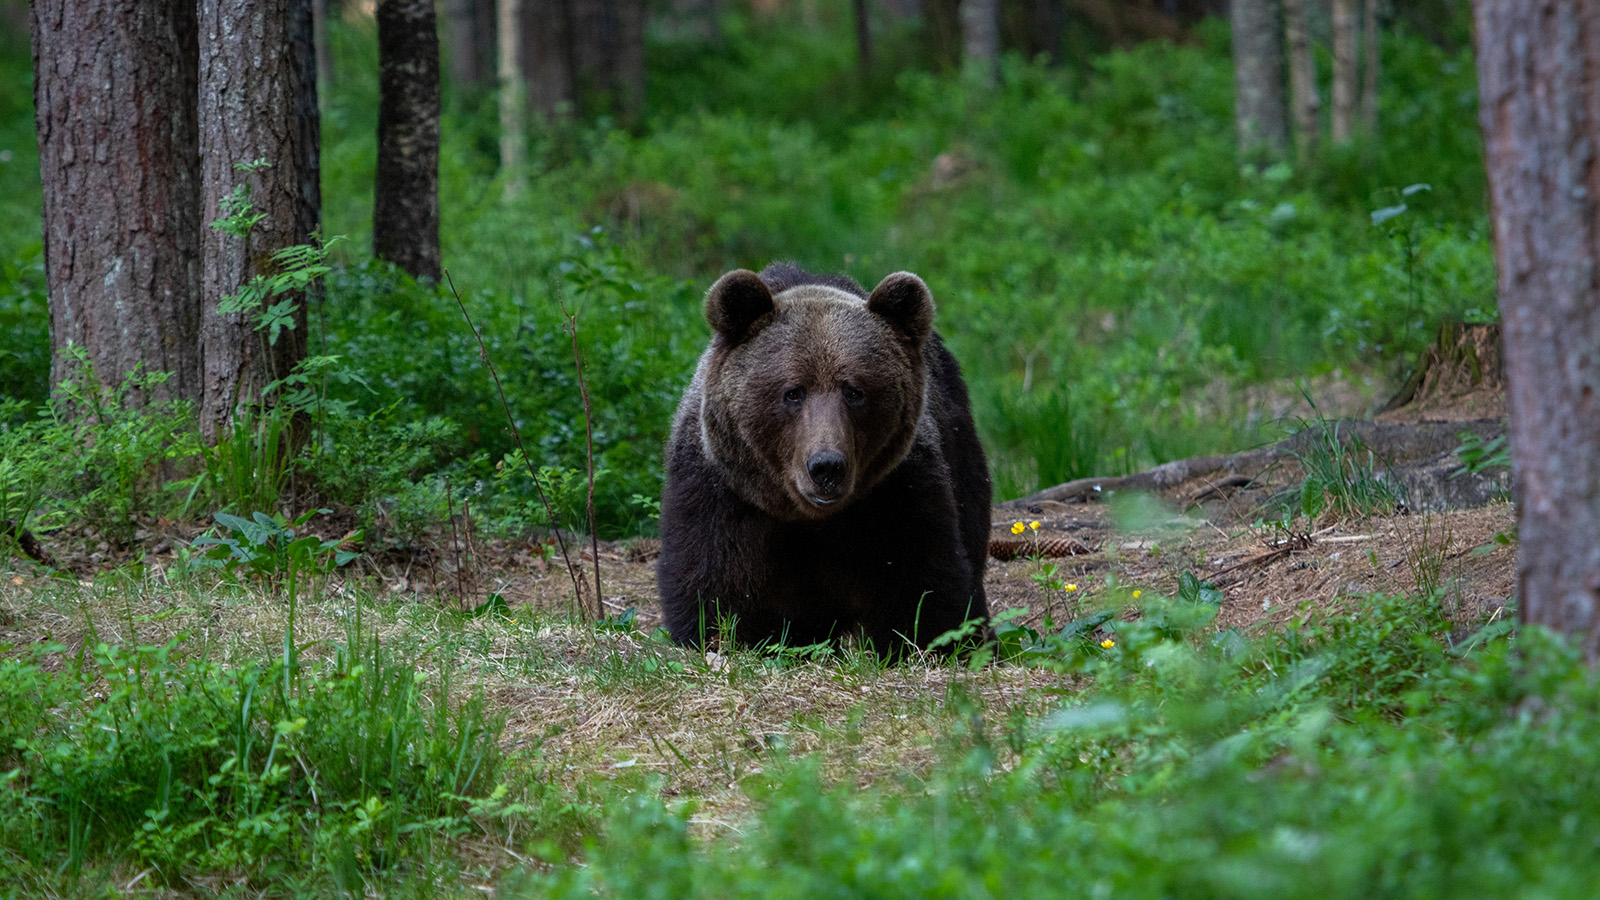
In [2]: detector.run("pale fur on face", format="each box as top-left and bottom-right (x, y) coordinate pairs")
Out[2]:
(692, 281), (931, 521)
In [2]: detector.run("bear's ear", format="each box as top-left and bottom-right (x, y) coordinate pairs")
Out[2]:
(705, 269), (776, 343)
(867, 272), (934, 346)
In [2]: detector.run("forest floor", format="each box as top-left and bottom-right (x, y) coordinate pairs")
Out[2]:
(0, 376), (1515, 837)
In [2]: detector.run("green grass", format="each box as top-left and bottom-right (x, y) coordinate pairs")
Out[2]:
(5, 564), (1570, 898)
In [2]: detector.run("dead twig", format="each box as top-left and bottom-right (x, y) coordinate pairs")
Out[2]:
(445, 269), (586, 613)
(562, 304), (603, 621)
(2, 519), (59, 569)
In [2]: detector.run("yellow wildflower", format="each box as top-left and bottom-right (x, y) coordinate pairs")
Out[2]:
(1100, 638), (1116, 649)
(1028, 520), (1041, 531)
(1132, 590), (1142, 599)
(1011, 521), (1025, 535)
(1066, 583), (1078, 592)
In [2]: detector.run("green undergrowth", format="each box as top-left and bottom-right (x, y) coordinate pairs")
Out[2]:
(5, 560), (1594, 898)
(525, 596), (1600, 900)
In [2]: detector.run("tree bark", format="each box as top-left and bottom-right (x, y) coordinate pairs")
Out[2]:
(32, 0), (201, 409)
(444, 0), (497, 91)
(960, 0), (1000, 87)
(1230, 0), (1288, 159)
(498, 0), (526, 198)
(1473, 0), (1600, 657)
(374, 0), (442, 281)
(1361, 0), (1380, 137)
(1331, 0), (1358, 142)
(197, 0), (320, 438)
(1283, 0), (1319, 164)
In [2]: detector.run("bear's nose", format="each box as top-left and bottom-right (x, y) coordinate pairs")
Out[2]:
(807, 451), (848, 497)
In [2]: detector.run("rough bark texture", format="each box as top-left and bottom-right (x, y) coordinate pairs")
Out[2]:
(32, 0), (201, 408)
(1230, 0), (1288, 158)
(1361, 0), (1379, 137)
(1283, 0), (1319, 163)
(960, 0), (1000, 86)
(374, 0), (442, 281)
(1475, 0), (1600, 655)
(1331, 0), (1357, 142)
(197, 0), (320, 437)
(498, 0), (526, 197)
(444, 0), (496, 90)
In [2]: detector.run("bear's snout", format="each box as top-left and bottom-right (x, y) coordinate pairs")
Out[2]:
(805, 450), (850, 502)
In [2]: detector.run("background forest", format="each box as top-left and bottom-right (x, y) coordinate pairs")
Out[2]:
(0, 0), (1488, 542)
(15, 3), (1594, 899)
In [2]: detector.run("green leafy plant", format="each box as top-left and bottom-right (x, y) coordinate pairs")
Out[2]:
(188, 509), (360, 590)
(1451, 430), (1511, 478)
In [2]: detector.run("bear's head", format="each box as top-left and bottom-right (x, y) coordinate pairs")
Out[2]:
(697, 267), (935, 521)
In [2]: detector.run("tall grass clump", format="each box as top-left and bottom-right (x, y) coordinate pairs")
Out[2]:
(0, 595), (512, 893)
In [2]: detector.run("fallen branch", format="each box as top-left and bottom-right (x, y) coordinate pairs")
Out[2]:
(1000, 418), (1506, 509)
(2, 520), (59, 570)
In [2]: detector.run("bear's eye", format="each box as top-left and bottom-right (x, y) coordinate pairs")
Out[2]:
(841, 384), (866, 407)
(782, 386), (806, 406)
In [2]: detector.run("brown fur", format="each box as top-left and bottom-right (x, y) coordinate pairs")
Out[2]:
(656, 263), (992, 655)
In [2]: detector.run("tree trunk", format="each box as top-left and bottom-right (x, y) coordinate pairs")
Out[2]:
(522, 0), (572, 120)
(499, 0), (526, 198)
(313, 0), (333, 95)
(1474, 0), (1600, 657)
(374, 0), (442, 281)
(197, 0), (320, 438)
(1361, 0), (1380, 137)
(566, 0), (646, 121)
(854, 0), (874, 74)
(1331, 0), (1357, 142)
(1283, 0), (1319, 164)
(960, 0), (1000, 87)
(32, 0), (202, 409)
(1230, 0), (1288, 159)
(444, 0), (497, 91)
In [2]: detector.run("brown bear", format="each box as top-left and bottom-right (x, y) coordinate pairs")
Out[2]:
(656, 262), (991, 655)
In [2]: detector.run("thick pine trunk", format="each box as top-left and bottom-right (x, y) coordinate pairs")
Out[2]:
(32, 0), (201, 408)
(1230, 0), (1288, 159)
(374, 0), (442, 281)
(1474, 0), (1600, 656)
(1283, 0), (1319, 164)
(197, 0), (320, 438)
(959, 0), (999, 87)
(1331, 0), (1357, 142)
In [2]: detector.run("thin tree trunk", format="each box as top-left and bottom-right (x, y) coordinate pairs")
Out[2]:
(197, 0), (320, 439)
(444, 0), (497, 90)
(565, 0), (645, 121)
(498, 0), (526, 198)
(1230, 0), (1288, 159)
(375, 0), (442, 281)
(313, 0), (333, 96)
(1361, 0), (1379, 137)
(959, 0), (999, 87)
(1331, 0), (1357, 142)
(1284, 0), (1319, 164)
(855, 0), (874, 74)
(1474, 0), (1600, 657)
(32, 0), (201, 409)
(524, 0), (572, 118)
